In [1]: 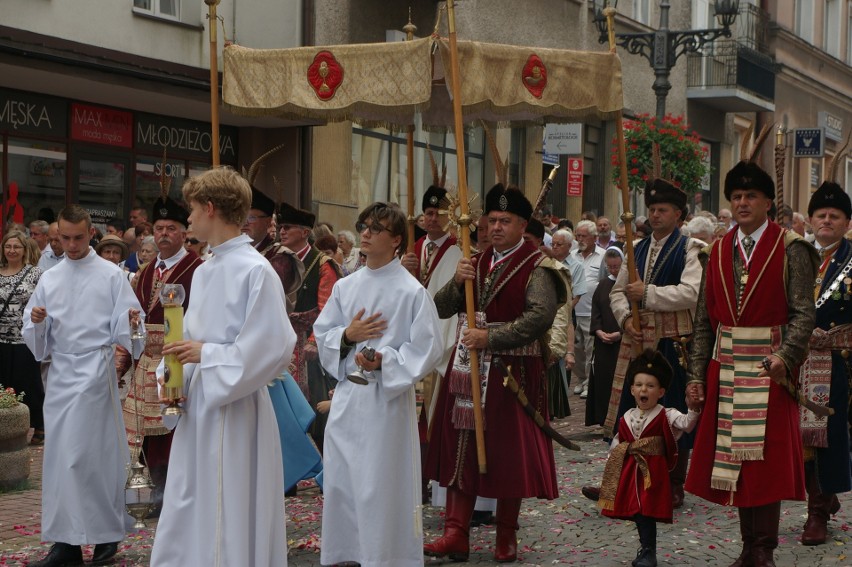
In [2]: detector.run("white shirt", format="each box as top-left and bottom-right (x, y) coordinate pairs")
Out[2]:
(737, 219), (769, 261)
(421, 233), (451, 270)
(644, 232), (672, 273)
(37, 247), (64, 272)
(156, 245), (188, 270)
(491, 238), (525, 265)
(571, 245), (606, 317)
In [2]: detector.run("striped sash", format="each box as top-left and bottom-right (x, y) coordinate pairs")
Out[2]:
(710, 324), (783, 493)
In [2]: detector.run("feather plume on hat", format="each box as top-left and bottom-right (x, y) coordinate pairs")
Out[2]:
(482, 121), (509, 187)
(724, 123), (776, 200)
(644, 143), (687, 214)
(242, 144), (285, 216)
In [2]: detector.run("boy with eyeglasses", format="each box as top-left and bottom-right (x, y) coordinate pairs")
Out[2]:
(315, 201), (442, 567)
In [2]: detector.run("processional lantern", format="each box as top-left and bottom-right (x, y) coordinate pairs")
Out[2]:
(160, 284), (186, 416)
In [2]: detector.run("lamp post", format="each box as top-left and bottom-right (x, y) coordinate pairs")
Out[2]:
(592, 0), (740, 120)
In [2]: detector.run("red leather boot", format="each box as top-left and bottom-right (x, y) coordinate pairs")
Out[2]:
(494, 497), (522, 563)
(751, 502), (780, 567)
(729, 507), (754, 567)
(669, 449), (689, 509)
(802, 466), (840, 545)
(424, 487), (476, 562)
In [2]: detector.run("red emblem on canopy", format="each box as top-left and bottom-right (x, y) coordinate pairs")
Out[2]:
(307, 51), (344, 101)
(521, 54), (547, 99)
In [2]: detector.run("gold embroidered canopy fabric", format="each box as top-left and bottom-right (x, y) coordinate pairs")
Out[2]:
(223, 37), (623, 129)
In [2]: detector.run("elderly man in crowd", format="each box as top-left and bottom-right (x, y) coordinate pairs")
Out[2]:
(596, 216), (616, 249)
(570, 220), (605, 399)
(120, 195), (203, 515)
(29, 220), (49, 252)
(37, 223), (63, 272)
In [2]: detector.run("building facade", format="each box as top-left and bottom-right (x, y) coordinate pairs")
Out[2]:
(1, 0), (306, 229)
(2, 0), (849, 231)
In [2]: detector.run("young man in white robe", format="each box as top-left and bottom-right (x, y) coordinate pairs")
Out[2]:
(150, 167), (295, 567)
(314, 202), (443, 567)
(23, 205), (144, 567)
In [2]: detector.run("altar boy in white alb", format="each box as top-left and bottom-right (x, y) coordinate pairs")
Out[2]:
(315, 202), (443, 567)
(23, 205), (144, 567)
(150, 168), (295, 567)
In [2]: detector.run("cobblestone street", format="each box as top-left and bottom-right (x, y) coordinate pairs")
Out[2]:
(1, 395), (849, 566)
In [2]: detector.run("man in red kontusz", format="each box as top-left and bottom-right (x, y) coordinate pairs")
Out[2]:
(685, 130), (818, 567)
(424, 183), (568, 563)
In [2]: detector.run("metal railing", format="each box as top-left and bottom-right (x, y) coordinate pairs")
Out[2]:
(686, 4), (775, 95)
(732, 2), (770, 52)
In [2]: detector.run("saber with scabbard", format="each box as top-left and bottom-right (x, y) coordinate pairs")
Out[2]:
(493, 357), (580, 451)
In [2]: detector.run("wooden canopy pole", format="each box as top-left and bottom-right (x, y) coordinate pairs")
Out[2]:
(404, 10), (418, 253)
(205, 0), (221, 167)
(605, 7), (641, 351)
(445, 0), (486, 474)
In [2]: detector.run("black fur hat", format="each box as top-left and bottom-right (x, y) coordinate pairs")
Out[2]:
(626, 348), (673, 390)
(484, 184), (533, 221)
(422, 185), (449, 212)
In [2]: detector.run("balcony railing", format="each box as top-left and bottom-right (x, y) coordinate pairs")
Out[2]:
(732, 2), (770, 52)
(686, 4), (776, 104)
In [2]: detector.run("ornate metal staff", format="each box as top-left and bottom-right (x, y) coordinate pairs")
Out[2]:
(404, 10), (418, 253)
(445, 0), (487, 474)
(774, 125), (786, 212)
(205, 0), (221, 167)
(604, 7), (641, 351)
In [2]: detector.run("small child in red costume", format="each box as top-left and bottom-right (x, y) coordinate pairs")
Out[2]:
(598, 349), (701, 567)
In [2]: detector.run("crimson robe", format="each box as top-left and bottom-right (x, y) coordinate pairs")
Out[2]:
(686, 221), (808, 507)
(602, 409), (678, 523)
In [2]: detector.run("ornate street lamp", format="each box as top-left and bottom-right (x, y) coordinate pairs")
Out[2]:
(592, 0), (740, 119)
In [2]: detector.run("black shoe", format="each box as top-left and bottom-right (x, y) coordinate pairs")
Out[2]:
(631, 546), (657, 567)
(29, 543), (83, 567)
(91, 542), (119, 565)
(469, 509), (495, 527)
(581, 485), (601, 501)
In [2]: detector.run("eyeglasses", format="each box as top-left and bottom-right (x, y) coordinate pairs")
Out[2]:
(245, 215), (269, 224)
(356, 221), (392, 235)
(278, 224), (303, 232)
(185, 238), (200, 245)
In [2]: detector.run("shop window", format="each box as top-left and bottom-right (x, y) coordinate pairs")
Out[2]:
(133, 0), (180, 21)
(134, 157), (189, 217)
(5, 139), (66, 227)
(351, 125), (485, 226)
(77, 158), (128, 228)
